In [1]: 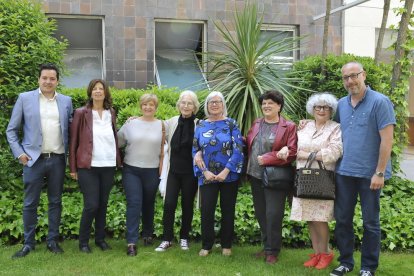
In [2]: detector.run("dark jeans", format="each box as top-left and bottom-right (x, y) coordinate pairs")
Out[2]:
(334, 174), (381, 272)
(22, 154), (65, 248)
(250, 176), (288, 256)
(77, 167), (115, 246)
(162, 171), (198, 241)
(199, 180), (239, 250)
(122, 164), (159, 244)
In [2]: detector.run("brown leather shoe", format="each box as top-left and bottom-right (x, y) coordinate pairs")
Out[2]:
(265, 254), (278, 264)
(127, 244), (137, 256)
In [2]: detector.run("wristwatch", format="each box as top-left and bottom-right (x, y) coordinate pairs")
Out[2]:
(375, 171), (384, 177)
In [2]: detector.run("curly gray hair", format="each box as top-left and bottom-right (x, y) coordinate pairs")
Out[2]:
(306, 92), (338, 117)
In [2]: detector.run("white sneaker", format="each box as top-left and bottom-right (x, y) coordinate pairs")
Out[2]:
(180, 239), (189, 250)
(155, 241), (171, 252)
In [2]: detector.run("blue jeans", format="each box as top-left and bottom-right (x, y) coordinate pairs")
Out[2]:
(22, 154), (66, 248)
(122, 164), (159, 244)
(334, 174), (381, 272)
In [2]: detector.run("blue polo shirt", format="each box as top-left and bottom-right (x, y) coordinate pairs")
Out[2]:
(335, 87), (396, 179)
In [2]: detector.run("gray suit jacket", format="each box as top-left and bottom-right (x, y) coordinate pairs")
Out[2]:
(6, 89), (73, 167)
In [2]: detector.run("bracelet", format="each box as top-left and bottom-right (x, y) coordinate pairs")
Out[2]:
(202, 168), (207, 172)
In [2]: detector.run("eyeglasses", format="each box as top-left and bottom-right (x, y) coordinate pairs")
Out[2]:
(208, 100), (223, 106)
(314, 105), (331, 111)
(179, 101), (194, 107)
(342, 71), (363, 81)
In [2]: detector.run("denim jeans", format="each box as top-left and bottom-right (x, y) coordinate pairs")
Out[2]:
(77, 167), (115, 246)
(334, 174), (381, 272)
(22, 154), (65, 248)
(122, 164), (159, 244)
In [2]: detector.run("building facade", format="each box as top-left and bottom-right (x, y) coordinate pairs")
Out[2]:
(42, 0), (343, 89)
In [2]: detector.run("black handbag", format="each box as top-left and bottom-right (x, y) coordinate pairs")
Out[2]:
(262, 165), (295, 190)
(294, 152), (335, 200)
(258, 119), (294, 190)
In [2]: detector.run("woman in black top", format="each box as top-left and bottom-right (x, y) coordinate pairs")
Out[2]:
(155, 90), (200, 252)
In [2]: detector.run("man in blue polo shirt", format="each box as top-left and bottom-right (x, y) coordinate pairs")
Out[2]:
(330, 62), (395, 276)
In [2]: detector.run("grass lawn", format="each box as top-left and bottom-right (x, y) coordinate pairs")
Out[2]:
(1, 239), (412, 275)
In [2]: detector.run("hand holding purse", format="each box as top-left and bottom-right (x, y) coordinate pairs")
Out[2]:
(259, 119), (294, 190)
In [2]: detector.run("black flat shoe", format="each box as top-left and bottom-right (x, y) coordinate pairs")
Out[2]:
(95, 241), (111, 251)
(142, 237), (153, 246)
(47, 241), (64, 254)
(79, 244), (92, 253)
(127, 244), (137, 256)
(12, 245), (33, 259)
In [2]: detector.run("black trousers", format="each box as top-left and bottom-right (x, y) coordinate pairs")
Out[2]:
(78, 167), (115, 246)
(250, 176), (288, 256)
(199, 180), (239, 250)
(162, 171), (198, 241)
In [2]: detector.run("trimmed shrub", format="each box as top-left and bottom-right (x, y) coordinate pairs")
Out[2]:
(0, 0), (67, 193)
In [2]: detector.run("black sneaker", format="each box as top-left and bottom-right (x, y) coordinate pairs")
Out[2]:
(330, 265), (352, 276)
(360, 270), (375, 276)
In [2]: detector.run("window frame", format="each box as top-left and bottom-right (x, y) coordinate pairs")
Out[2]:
(153, 19), (208, 91)
(47, 14), (106, 86)
(260, 24), (299, 64)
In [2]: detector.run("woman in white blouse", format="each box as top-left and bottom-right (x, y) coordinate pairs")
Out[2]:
(70, 79), (122, 253)
(118, 93), (164, 256)
(290, 93), (343, 270)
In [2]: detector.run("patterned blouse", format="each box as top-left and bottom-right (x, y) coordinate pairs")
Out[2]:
(192, 118), (244, 186)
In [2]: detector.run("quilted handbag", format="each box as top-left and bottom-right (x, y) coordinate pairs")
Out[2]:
(294, 152), (335, 200)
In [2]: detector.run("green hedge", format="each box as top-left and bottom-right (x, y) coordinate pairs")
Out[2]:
(2, 178), (413, 250)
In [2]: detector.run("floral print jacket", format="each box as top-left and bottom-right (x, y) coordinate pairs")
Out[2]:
(193, 118), (244, 185)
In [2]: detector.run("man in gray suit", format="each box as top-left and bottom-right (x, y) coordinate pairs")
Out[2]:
(7, 63), (73, 258)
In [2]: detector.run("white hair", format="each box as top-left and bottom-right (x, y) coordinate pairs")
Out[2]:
(204, 91), (228, 117)
(342, 61), (364, 71)
(306, 92), (338, 117)
(176, 90), (200, 114)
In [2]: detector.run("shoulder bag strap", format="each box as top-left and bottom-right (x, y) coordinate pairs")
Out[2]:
(159, 120), (166, 176)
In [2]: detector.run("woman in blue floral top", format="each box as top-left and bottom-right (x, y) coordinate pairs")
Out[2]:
(193, 91), (244, 257)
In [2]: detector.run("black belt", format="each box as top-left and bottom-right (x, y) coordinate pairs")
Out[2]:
(40, 153), (64, 159)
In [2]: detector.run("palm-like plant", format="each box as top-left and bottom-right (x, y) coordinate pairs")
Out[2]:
(204, 2), (302, 134)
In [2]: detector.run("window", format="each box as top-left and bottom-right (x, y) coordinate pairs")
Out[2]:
(50, 16), (104, 88)
(154, 21), (208, 91)
(260, 25), (298, 69)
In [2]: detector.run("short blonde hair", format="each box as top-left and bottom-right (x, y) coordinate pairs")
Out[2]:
(306, 92), (338, 117)
(176, 90), (200, 114)
(204, 91), (228, 117)
(139, 93), (158, 108)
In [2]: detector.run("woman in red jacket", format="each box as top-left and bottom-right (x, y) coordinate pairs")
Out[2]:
(246, 90), (297, 264)
(69, 79), (122, 253)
